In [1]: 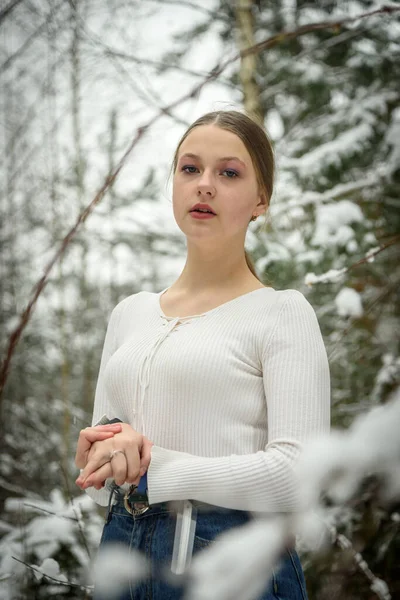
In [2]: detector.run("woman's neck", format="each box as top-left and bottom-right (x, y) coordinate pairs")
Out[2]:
(172, 252), (259, 293)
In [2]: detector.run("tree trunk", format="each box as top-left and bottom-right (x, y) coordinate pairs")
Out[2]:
(235, 0), (264, 125)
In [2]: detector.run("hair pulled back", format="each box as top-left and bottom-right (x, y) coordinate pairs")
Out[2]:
(172, 111), (274, 283)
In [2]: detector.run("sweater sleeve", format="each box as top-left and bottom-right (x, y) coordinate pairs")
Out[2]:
(147, 291), (331, 512)
(90, 301), (126, 427)
(84, 300), (126, 506)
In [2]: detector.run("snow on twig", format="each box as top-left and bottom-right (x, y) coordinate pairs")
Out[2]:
(11, 556), (89, 591)
(305, 234), (400, 286)
(305, 267), (347, 285)
(333, 531), (391, 600)
(272, 176), (379, 219)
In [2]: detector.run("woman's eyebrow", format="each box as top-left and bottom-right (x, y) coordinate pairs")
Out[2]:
(179, 153), (246, 167)
(219, 156), (246, 168)
(179, 153), (199, 160)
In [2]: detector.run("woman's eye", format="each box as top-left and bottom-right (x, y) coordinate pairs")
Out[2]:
(182, 165), (198, 174)
(222, 169), (239, 178)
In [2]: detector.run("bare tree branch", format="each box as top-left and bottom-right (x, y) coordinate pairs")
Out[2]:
(0, 0), (65, 73)
(0, 0), (25, 25)
(151, 0), (225, 20)
(346, 235), (400, 273)
(1, 50), (68, 166)
(241, 5), (400, 59)
(101, 47), (220, 79)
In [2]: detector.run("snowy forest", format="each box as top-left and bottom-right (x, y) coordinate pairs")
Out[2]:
(0, 0), (399, 598)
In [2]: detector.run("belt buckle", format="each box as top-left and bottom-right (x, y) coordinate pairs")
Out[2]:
(123, 485), (150, 516)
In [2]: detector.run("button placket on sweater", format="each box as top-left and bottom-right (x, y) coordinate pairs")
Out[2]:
(135, 316), (195, 435)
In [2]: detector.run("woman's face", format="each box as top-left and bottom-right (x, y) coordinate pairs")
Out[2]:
(172, 125), (265, 243)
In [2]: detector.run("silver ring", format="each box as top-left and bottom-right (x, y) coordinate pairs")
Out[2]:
(109, 449), (125, 460)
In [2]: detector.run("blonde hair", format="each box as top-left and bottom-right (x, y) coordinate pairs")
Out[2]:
(172, 111), (274, 283)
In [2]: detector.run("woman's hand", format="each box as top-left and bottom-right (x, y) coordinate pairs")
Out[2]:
(75, 423), (154, 490)
(74, 423), (122, 470)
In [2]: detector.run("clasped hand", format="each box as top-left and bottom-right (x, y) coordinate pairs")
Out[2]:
(75, 423), (153, 490)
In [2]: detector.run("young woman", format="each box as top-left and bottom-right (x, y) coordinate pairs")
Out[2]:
(75, 110), (330, 600)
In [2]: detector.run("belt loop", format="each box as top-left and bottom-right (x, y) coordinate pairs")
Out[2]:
(105, 483), (118, 523)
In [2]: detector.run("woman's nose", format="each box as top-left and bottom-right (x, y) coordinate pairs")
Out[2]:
(197, 172), (216, 197)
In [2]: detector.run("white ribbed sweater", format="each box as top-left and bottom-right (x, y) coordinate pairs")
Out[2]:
(86, 286), (330, 512)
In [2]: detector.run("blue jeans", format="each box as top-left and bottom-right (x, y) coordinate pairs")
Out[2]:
(94, 490), (308, 600)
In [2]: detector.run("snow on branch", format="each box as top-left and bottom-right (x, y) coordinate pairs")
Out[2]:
(334, 531), (391, 600)
(0, 489), (105, 597)
(305, 267), (347, 285)
(273, 175), (379, 218)
(305, 234), (400, 286)
(11, 556), (88, 591)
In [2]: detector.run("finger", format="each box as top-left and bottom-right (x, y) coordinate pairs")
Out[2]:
(75, 425), (121, 468)
(110, 452), (128, 487)
(83, 439), (108, 469)
(77, 449), (112, 484)
(82, 429), (120, 444)
(75, 431), (115, 469)
(78, 462), (113, 490)
(124, 446), (141, 484)
(139, 437), (154, 476)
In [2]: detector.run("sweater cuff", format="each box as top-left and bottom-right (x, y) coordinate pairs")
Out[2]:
(146, 443), (303, 512)
(146, 445), (236, 507)
(147, 445), (195, 505)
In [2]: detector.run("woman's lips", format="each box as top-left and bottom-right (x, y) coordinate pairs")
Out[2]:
(190, 212), (216, 219)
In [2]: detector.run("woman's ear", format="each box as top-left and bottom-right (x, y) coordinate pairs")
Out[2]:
(256, 194), (269, 216)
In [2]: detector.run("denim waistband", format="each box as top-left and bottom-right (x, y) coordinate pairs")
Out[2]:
(105, 484), (251, 522)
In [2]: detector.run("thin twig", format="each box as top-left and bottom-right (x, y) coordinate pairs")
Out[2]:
(306, 235), (400, 286)
(0, 476), (43, 498)
(21, 503), (79, 523)
(0, 0), (25, 24)
(0, 0), (66, 73)
(11, 556), (91, 591)
(334, 531), (392, 600)
(345, 235), (400, 273)
(327, 279), (399, 364)
(60, 462), (93, 559)
(150, 0), (225, 19)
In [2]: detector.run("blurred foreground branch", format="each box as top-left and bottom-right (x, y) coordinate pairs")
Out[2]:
(2, 392), (399, 598)
(184, 391), (400, 600)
